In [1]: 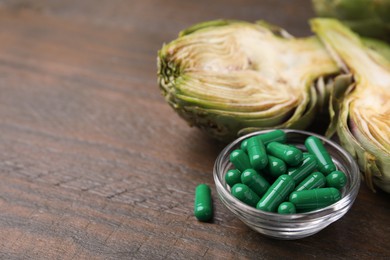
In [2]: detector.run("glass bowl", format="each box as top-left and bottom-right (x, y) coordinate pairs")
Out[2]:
(213, 129), (360, 240)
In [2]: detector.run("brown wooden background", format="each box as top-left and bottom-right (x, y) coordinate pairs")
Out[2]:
(0, 0), (389, 259)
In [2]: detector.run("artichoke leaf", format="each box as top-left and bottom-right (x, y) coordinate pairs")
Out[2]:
(325, 74), (354, 138)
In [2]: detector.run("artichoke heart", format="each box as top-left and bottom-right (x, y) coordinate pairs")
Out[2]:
(312, 18), (390, 192)
(158, 20), (339, 141)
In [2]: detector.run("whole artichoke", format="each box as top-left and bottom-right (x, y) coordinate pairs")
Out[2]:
(312, 0), (390, 42)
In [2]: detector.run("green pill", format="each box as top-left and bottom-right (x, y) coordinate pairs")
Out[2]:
(230, 149), (251, 172)
(256, 175), (295, 212)
(295, 171), (326, 191)
(225, 169), (242, 187)
(194, 184), (213, 222)
(231, 183), (260, 207)
(289, 187), (341, 211)
(263, 155), (287, 178)
(326, 170), (347, 189)
(288, 153), (318, 184)
(247, 137), (268, 170)
(241, 169), (270, 197)
(240, 140), (249, 151)
(277, 202), (296, 214)
(241, 130), (286, 151)
(266, 142), (303, 166)
(305, 136), (336, 175)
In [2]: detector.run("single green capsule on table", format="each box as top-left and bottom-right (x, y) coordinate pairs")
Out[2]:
(288, 153), (318, 184)
(231, 183), (260, 207)
(263, 155), (287, 178)
(295, 171), (326, 191)
(225, 169), (242, 187)
(256, 175), (295, 212)
(305, 136), (336, 175)
(326, 170), (347, 189)
(194, 184), (213, 222)
(241, 130), (286, 151)
(230, 149), (251, 172)
(247, 137), (268, 170)
(266, 142), (303, 166)
(289, 187), (341, 211)
(241, 169), (270, 197)
(277, 201), (296, 214)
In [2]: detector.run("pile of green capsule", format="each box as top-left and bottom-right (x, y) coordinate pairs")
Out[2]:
(226, 130), (347, 214)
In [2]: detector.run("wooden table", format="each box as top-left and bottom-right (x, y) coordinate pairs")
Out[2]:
(0, 1), (389, 258)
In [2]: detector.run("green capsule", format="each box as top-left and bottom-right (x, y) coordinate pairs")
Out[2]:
(240, 140), (248, 152)
(231, 183), (260, 207)
(241, 130), (286, 151)
(277, 202), (296, 214)
(247, 137), (268, 170)
(305, 136), (336, 175)
(194, 184), (213, 222)
(241, 169), (270, 197)
(326, 170), (347, 189)
(295, 171), (326, 191)
(266, 142), (303, 166)
(288, 153), (318, 184)
(256, 175), (295, 212)
(225, 169), (242, 187)
(263, 155), (287, 178)
(289, 187), (341, 211)
(260, 129), (287, 143)
(230, 149), (251, 172)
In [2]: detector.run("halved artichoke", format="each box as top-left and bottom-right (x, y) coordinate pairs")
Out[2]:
(312, 18), (390, 192)
(158, 20), (339, 141)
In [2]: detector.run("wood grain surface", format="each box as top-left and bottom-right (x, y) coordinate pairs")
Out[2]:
(0, 0), (389, 259)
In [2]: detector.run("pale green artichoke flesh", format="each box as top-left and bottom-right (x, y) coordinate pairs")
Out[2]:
(312, 18), (390, 192)
(158, 20), (339, 141)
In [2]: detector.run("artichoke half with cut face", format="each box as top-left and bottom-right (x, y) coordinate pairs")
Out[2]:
(312, 18), (390, 192)
(158, 20), (340, 141)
